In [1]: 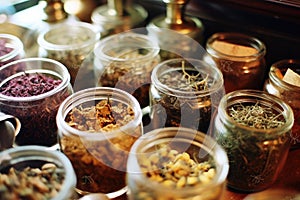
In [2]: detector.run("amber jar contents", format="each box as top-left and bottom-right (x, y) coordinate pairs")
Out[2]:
(205, 32), (266, 93)
(264, 59), (300, 149)
(213, 90), (294, 192)
(56, 87), (143, 198)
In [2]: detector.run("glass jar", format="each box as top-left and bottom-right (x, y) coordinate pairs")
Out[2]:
(213, 90), (294, 192)
(37, 22), (100, 87)
(0, 57), (73, 147)
(149, 58), (225, 133)
(94, 32), (160, 109)
(205, 32), (266, 93)
(264, 59), (300, 149)
(127, 127), (229, 200)
(56, 87), (143, 198)
(0, 145), (77, 200)
(0, 33), (24, 68)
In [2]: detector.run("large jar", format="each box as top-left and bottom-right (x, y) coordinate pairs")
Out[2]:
(56, 87), (143, 198)
(213, 90), (294, 192)
(0, 33), (24, 68)
(0, 145), (76, 200)
(0, 57), (73, 147)
(149, 58), (224, 133)
(127, 127), (229, 200)
(37, 22), (100, 88)
(94, 32), (160, 108)
(264, 59), (300, 149)
(205, 32), (266, 93)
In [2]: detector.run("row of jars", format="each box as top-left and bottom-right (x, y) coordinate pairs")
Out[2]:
(0, 26), (299, 199)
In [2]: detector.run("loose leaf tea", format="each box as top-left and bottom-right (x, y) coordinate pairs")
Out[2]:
(216, 102), (290, 191)
(151, 61), (213, 132)
(0, 39), (13, 57)
(0, 73), (62, 97)
(61, 99), (140, 193)
(0, 72), (70, 146)
(0, 163), (64, 200)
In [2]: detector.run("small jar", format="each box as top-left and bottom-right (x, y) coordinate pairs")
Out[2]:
(213, 90), (294, 192)
(38, 22), (100, 87)
(205, 32), (266, 93)
(0, 57), (73, 146)
(264, 59), (300, 149)
(150, 58), (224, 133)
(0, 145), (77, 200)
(56, 87), (143, 198)
(127, 127), (229, 200)
(94, 32), (160, 108)
(0, 33), (24, 68)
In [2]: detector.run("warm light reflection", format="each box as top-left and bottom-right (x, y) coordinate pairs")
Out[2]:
(64, 0), (82, 15)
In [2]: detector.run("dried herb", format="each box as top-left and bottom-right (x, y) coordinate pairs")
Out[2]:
(151, 61), (213, 133)
(0, 72), (70, 146)
(216, 102), (290, 191)
(0, 39), (13, 58)
(61, 99), (140, 193)
(98, 47), (159, 108)
(0, 163), (65, 200)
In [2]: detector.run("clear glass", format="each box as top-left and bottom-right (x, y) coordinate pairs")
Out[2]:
(149, 58), (225, 133)
(56, 87), (143, 198)
(0, 57), (73, 147)
(37, 22), (100, 86)
(0, 145), (76, 200)
(264, 59), (300, 149)
(0, 33), (24, 68)
(127, 127), (229, 200)
(205, 32), (266, 93)
(94, 32), (160, 108)
(213, 90), (294, 192)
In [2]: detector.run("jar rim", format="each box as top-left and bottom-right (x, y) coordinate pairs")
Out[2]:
(151, 58), (224, 98)
(0, 145), (76, 200)
(206, 32), (266, 61)
(269, 59), (300, 92)
(0, 33), (24, 62)
(93, 32), (160, 63)
(56, 86), (143, 138)
(0, 57), (71, 102)
(218, 89), (294, 134)
(37, 22), (100, 51)
(127, 127), (229, 194)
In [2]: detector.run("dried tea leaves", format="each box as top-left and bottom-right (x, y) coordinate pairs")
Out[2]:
(283, 68), (300, 87)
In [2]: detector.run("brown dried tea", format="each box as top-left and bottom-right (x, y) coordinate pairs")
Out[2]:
(61, 98), (139, 194)
(150, 61), (213, 133)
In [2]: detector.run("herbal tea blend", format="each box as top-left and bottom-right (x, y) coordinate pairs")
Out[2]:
(150, 59), (224, 133)
(214, 90), (294, 192)
(60, 98), (140, 194)
(0, 163), (64, 200)
(0, 58), (73, 147)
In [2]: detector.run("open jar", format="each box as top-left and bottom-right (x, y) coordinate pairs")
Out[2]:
(37, 22), (100, 87)
(0, 57), (73, 147)
(56, 87), (143, 198)
(149, 58), (224, 133)
(264, 59), (300, 149)
(127, 127), (229, 200)
(205, 32), (266, 93)
(0, 145), (76, 200)
(0, 33), (24, 68)
(93, 32), (160, 109)
(213, 90), (294, 192)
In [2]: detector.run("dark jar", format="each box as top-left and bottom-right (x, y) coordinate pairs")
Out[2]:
(205, 32), (266, 93)
(0, 57), (73, 147)
(264, 59), (300, 149)
(149, 58), (224, 133)
(213, 90), (294, 192)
